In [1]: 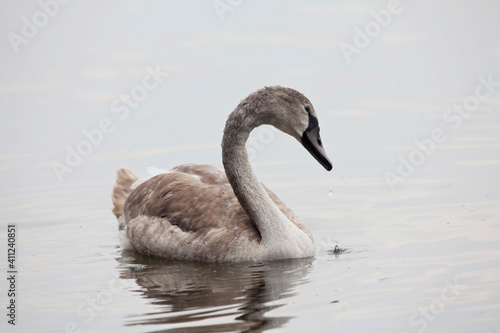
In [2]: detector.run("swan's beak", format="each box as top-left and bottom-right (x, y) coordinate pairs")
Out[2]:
(301, 126), (333, 171)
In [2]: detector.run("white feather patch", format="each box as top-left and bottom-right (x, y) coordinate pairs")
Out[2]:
(130, 167), (172, 190)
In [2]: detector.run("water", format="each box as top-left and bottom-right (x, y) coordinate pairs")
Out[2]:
(1, 0), (499, 332)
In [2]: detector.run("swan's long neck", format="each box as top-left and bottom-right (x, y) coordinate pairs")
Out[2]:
(221, 107), (313, 257)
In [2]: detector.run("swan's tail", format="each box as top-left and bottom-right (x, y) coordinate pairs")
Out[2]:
(112, 167), (139, 220)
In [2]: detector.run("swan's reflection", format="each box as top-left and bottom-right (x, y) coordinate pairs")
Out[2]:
(117, 250), (314, 332)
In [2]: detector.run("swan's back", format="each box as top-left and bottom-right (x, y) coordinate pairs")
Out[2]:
(113, 164), (311, 262)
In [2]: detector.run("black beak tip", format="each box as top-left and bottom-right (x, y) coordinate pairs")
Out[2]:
(301, 130), (333, 172)
(319, 155), (333, 171)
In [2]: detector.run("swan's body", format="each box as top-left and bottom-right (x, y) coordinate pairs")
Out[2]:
(112, 86), (332, 263)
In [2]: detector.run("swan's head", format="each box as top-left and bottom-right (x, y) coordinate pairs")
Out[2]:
(242, 86), (332, 171)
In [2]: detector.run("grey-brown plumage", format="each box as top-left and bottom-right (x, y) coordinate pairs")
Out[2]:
(113, 86), (332, 263)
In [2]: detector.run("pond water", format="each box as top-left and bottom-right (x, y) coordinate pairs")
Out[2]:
(1, 1), (499, 332)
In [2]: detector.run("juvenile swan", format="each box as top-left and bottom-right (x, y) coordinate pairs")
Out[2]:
(112, 86), (332, 262)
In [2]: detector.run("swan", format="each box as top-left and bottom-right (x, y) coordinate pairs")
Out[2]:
(112, 86), (332, 262)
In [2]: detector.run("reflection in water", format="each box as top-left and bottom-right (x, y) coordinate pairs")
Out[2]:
(117, 250), (314, 332)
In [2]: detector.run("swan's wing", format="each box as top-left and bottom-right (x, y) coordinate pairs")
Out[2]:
(122, 163), (311, 260)
(123, 164), (260, 240)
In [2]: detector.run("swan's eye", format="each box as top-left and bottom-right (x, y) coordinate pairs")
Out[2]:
(304, 105), (311, 113)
